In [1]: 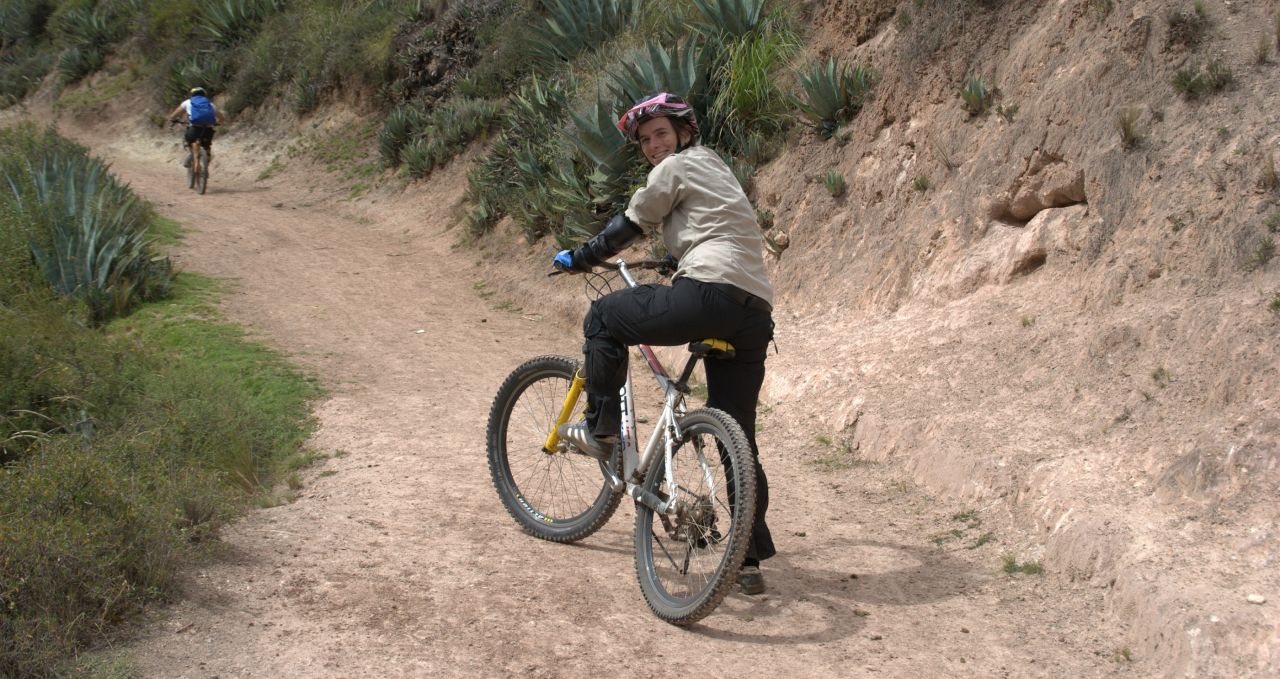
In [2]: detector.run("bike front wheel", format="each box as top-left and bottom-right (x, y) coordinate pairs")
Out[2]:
(487, 355), (621, 543)
(633, 407), (756, 626)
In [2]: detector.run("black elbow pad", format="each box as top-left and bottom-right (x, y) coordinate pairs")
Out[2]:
(575, 213), (644, 268)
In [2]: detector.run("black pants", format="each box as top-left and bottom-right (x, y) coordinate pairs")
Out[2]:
(183, 125), (215, 149)
(582, 276), (776, 563)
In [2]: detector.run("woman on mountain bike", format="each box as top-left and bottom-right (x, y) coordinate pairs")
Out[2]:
(167, 86), (224, 169)
(552, 92), (776, 595)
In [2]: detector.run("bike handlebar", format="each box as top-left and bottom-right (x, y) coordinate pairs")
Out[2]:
(548, 258), (674, 278)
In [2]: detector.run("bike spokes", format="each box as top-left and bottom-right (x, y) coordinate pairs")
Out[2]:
(487, 355), (621, 543)
(634, 408), (755, 625)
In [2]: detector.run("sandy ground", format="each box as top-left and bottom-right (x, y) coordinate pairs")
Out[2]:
(60, 121), (1147, 678)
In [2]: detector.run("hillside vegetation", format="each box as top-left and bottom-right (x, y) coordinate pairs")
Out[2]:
(4, 0), (1279, 676)
(0, 124), (319, 676)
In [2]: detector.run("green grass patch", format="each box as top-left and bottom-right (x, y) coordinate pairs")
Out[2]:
(146, 214), (185, 246)
(806, 435), (867, 472)
(969, 531), (996, 549)
(53, 66), (137, 113)
(1, 267), (320, 676)
(292, 120), (381, 183)
(256, 155), (285, 182)
(1002, 555), (1045, 575)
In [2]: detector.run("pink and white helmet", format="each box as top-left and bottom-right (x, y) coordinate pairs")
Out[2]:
(615, 92), (700, 142)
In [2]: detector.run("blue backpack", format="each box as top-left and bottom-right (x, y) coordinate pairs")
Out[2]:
(189, 95), (216, 125)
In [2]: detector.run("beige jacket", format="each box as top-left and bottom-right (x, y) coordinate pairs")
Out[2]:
(624, 146), (773, 306)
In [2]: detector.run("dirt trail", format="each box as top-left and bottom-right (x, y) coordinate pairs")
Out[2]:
(70, 122), (1140, 678)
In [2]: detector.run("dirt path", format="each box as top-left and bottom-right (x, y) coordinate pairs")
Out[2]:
(73, 122), (1141, 678)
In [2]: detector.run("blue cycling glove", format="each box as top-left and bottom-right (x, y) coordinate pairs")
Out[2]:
(553, 249), (584, 273)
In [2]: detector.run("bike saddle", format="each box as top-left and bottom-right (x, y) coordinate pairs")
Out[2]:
(688, 338), (735, 360)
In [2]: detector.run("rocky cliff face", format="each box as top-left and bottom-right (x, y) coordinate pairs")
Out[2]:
(751, 0), (1278, 675)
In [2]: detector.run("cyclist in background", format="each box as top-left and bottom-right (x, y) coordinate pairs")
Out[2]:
(552, 92), (776, 595)
(167, 86), (223, 169)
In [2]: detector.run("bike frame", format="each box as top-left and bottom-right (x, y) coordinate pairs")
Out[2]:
(545, 261), (714, 515)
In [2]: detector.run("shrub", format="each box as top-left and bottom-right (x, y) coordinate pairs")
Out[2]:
(52, 5), (124, 83)
(710, 26), (799, 155)
(292, 70), (321, 115)
(529, 0), (640, 68)
(0, 277), (318, 675)
(198, 0), (285, 46)
(0, 47), (55, 107)
(1246, 236), (1275, 271)
(823, 169), (846, 197)
(0, 0), (56, 49)
(466, 76), (571, 236)
(402, 96), (499, 178)
(690, 0), (766, 40)
(3, 128), (172, 324)
(55, 45), (104, 83)
(1265, 212), (1280, 234)
(1173, 59), (1232, 99)
(1117, 107), (1145, 149)
(161, 52), (231, 108)
(608, 41), (709, 114)
(960, 73), (996, 116)
(794, 58), (876, 138)
(1167, 8), (1208, 49)
(913, 175), (931, 192)
(379, 103), (427, 166)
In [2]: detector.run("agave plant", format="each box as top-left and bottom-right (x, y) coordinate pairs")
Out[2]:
(691, 0), (766, 40)
(530, 0), (640, 66)
(198, 0), (285, 46)
(163, 53), (231, 107)
(55, 6), (119, 49)
(57, 46), (105, 84)
(378, 103), (427, 166)
(960, 73), (995, 116)
(8, 154), (172, 323)
(547, 161), (599, 246)
(794, 58), (876, 138)
(608, 41), (710, 110)
(570, 98), (631, 176)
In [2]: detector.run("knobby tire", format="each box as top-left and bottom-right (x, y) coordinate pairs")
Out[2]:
(197, 148), (208, 195)
(487, 355), (621, 543)
(633, 407), (756, 626)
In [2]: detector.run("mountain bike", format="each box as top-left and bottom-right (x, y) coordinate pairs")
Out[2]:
(486, 259), (757, 626)
(187, 139), (209, 195)
(170, 121), (209, 194)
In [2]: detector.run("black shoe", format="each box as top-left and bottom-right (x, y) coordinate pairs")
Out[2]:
(738, 566), (766, 595)
(556, 420), (615, 461)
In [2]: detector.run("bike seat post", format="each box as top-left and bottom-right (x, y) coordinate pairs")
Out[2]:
(673, 352), (701, 393)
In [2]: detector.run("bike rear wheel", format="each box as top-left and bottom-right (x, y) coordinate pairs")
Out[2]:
(487, 355), (621, 543)
(196, 148), (208, 195)
(634, 407), (756, 626)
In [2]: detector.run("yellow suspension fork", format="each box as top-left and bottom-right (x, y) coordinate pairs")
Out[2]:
(543, 369), (587, 453)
